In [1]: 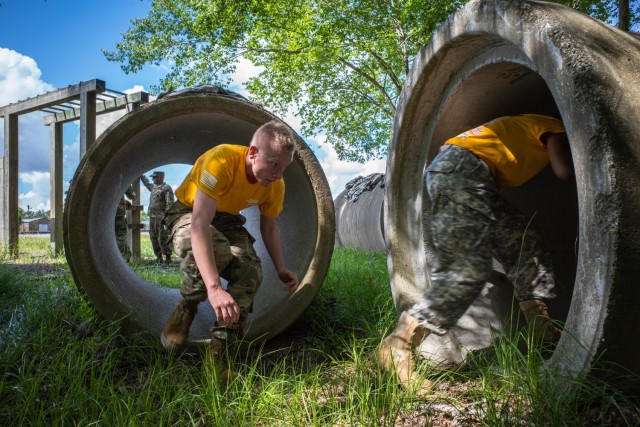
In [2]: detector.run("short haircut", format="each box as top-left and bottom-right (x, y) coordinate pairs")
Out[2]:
(253, 120), (296, 154)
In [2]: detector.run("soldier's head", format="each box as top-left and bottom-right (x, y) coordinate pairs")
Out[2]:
(151, 171), (165, 184)
(246, 121), (296, 187)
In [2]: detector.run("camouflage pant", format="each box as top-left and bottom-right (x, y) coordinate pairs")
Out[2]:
(114, 212), (130, 258)
(169, 211), (263, 333)
(149, 216), (171, 257)
(408, 144), (556, 334)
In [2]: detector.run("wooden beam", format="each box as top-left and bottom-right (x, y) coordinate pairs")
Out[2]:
(0, 79), (106, 116)
(43, 92), (150, 125)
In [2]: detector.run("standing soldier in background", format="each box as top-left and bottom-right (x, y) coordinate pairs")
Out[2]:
(115, 185), (136, 259)
(141, 171), (175, 264)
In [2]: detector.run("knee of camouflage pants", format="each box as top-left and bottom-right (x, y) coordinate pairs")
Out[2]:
(171, 217), (234, 301)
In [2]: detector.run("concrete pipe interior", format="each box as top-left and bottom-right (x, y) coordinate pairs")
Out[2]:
(64, 89), (335, 344)
(386, 0), (640, 389)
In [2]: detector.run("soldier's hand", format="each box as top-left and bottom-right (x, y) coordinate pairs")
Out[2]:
(278, 268), (299, 292)
(207, 284), (240, 326)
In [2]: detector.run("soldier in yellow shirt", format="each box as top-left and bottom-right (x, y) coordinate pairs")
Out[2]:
(161, 121), (299, 381)
(374, 114), (573, 393)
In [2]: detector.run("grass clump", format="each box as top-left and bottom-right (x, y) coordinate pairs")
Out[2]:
(0, 236), (638, 425)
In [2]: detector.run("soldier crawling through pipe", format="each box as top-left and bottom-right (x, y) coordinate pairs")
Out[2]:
(160, 120), (299, 381)
(372, 114), (573, 394)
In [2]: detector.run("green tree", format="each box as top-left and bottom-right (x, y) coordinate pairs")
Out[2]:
(33, 209), (50, 219)
(552, 0), (639, 30)
(105, 0), (463, 162)
(105, 0), (637, 162)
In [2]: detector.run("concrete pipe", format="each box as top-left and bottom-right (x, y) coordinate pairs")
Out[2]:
(385, 0), (640, 389)
(64, 86), (335, 344)
(334, 173), (386, 252)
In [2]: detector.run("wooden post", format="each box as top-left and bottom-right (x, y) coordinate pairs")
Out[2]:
(0, 155), (3, 250)
(50, 122), (64, 254)
(2, 114), (19, 256)
(130, 180), (142, 258)
(79, 90), (97, 158)
(128, 97), (147, 259)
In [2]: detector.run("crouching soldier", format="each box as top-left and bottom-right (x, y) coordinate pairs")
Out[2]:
(161, 121), (299, 380)
(373, 114), (573, 393)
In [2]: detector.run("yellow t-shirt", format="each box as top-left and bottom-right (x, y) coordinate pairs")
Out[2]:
(446, 114), (566, 188)
(175, 144), (285, 217)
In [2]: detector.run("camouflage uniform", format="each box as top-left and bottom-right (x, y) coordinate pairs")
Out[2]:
(165, 202), (262, 338)
(409, 144), (556, 334)
(115, 185), (136, 258)
(141, 175), (175, 259)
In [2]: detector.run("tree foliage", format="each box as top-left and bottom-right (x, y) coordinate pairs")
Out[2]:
(20, 208), (49, 219)
(105, 0), (638, 162)
(552, 0), (639, 30)
(105, 0), (463, 161)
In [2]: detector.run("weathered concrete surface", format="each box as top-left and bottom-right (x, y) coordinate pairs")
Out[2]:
(64, 87), (335, 343)
(334, 173), (386, 252)
(386, 0), (640, 389)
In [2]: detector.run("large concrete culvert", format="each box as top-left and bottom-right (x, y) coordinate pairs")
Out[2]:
(385, 0), (640, 389)
(334, 173), (386, 252)
(63, 87), (335, 344)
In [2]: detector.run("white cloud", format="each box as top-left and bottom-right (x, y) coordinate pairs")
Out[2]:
(311, 135), (387, 197)
(18, 171), (50, 212)
(124, 85), (147, 95)
(0, 48), (58, 211)
(229, 57), (263, 98)
(63, 136), (80, 181)
(0, 48), (54, 105)
(0, 49), (53, 173)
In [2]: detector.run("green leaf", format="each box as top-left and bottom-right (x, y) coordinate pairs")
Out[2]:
(104, 0), (630, 162)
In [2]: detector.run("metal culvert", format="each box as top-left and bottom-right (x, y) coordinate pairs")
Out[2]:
(64, 87), (335, 343)
(334, 173), (386, 252)
(385, 0), (640, 389)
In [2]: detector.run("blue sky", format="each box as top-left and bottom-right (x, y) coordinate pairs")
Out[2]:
(0, 0), (384, 213)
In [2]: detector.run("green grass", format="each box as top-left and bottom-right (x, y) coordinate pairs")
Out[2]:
(0, 236), (638, 425)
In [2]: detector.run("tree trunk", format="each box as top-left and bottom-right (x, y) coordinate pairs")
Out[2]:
(619, 0), (630, 31)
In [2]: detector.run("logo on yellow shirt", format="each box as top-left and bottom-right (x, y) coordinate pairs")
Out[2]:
(200, 170), (218, 191)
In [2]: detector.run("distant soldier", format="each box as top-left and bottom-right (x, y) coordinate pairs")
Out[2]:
(141, 171), (175, 263)
(115, 185), (136, 259)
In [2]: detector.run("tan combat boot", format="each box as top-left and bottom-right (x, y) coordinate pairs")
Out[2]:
(519, 299), (562, 345)
(208, 335), (237, 385)
(373, 312), (432, 394)
(160, 299), (198, 351)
